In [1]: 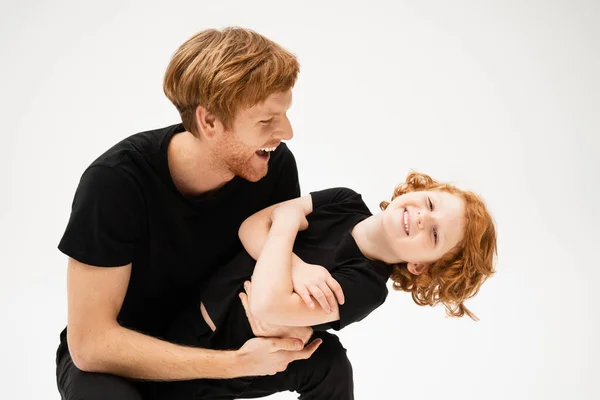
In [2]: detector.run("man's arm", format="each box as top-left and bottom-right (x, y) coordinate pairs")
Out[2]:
(66, 257), (320, 380)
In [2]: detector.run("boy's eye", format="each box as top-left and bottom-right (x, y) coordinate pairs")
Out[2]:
(433, 228), (438, 245)
(428, 197), (434, 211)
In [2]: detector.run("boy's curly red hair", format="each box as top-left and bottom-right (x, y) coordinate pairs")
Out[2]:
(380, 171), (497, 320)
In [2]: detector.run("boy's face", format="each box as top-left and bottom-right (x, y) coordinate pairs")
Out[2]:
(382, 189), (466, 271)
(214, 89), (293, 182)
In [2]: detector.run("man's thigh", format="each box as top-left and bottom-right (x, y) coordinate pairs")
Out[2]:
(56, 351), (143, 400)
(154, 332), (354, 400)
(239, 331), (354, 399)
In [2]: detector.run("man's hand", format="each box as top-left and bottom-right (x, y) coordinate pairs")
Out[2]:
(235, 336), (322, 377)
(291, 260), (345, 313)
(239, 283), (313, 344)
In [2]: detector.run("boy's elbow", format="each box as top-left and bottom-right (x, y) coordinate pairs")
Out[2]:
(249, 296), (283, 325)
(249, 297), (270, 321)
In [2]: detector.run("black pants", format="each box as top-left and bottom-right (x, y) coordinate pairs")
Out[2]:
(55, 308), (353, 399)
(148, 330), (352, 399)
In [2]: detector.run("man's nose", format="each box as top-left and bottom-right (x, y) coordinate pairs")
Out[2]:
(276, 116), (293, 141)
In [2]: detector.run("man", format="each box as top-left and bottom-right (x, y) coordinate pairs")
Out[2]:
(56, 27), (351, 399)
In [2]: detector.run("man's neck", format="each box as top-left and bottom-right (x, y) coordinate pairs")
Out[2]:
(168, 130), (234, 196)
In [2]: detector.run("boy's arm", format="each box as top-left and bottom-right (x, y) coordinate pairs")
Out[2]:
(238, 196), (344, 311)
(248, 206), (341, 327)
(238, 195), (312, 260)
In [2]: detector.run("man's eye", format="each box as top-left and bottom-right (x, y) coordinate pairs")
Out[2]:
(260, 118), (273, 125)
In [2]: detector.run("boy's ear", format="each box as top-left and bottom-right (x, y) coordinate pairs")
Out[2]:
(407, 263), (430, 275)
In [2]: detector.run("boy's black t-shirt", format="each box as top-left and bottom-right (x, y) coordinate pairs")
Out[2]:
(57, 123), (300, 352)
(200, 187), (392, 348)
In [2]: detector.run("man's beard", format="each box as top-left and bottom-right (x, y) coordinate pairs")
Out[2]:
(215, 137), (268, 182)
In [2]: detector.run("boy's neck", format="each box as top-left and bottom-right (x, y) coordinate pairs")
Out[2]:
(352, 215), (403, 265)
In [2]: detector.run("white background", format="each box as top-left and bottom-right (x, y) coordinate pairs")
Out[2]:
(1, 0), (599, 399)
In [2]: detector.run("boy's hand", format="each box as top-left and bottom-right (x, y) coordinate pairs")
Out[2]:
(291, 260), (345, 313)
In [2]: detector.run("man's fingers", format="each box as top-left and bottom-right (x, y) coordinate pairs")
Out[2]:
(239, 292), (252, 318)
(239, 292), (255, 327)
(239, 292), (248, 309)
(244, 281), (254, 303)
(327, 276), (345, 305)
(297, 287), (315, 309)
(240, 292), (253, 315)
(294, 338), (323, 360)
(270, 338), (304, 352)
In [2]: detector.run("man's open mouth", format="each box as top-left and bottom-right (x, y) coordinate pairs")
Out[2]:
(256, 146), (277, 158)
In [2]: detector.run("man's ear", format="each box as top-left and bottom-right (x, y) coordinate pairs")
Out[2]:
(407, 263), (430, 275)
(195, 105), (223, 140)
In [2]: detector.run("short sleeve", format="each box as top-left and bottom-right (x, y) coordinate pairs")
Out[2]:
(58, 165), (144, 267)
(325, 262), (390, 331)
(310, 188), (361, 210)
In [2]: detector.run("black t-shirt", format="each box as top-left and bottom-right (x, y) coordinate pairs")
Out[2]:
(57, 123), (300, 350)
(200, 187), (392, 349)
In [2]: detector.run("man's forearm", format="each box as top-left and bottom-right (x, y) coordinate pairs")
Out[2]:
(73, 324), (241, 380)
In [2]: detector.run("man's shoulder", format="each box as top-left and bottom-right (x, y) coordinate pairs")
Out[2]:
(69, 123), (184, 205)
(88, 123), (181, 170)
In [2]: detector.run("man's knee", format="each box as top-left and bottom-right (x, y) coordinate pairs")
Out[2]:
(288, 332), (354, 399)
(308, 332), (353, 380)
(57, 352), (143, 400)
